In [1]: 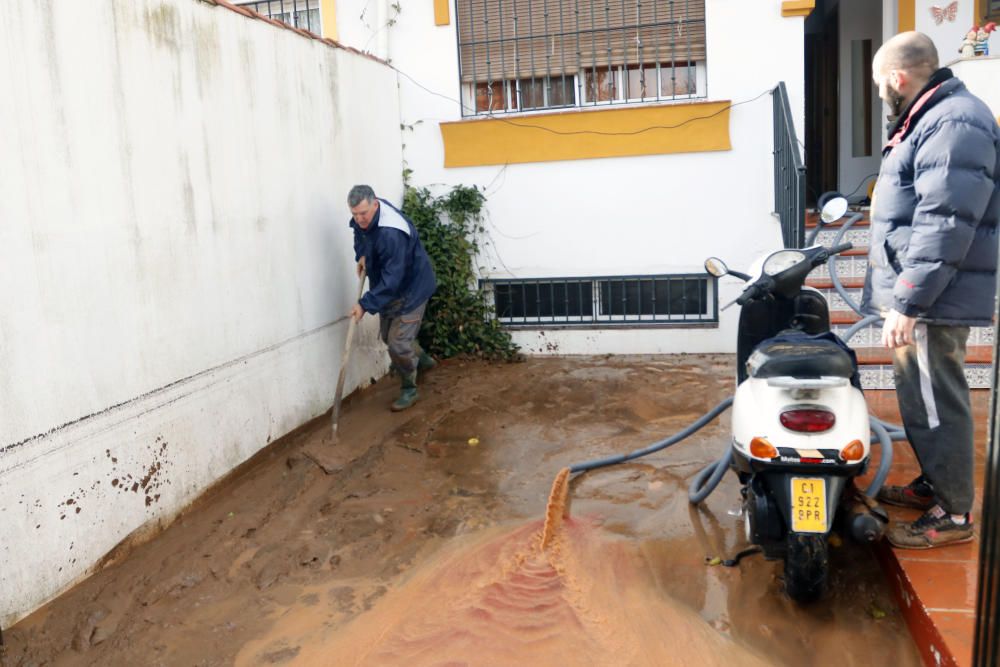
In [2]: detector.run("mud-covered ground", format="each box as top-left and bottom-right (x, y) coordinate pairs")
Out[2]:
(3, 356), (921, 666)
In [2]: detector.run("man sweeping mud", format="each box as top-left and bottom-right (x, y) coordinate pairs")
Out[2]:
(348, 185), (437, 411)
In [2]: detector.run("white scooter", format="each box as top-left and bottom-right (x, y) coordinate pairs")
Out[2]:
(703, 198), (877, 602)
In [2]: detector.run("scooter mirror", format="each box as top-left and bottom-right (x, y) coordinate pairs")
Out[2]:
(819, 194), (849, 224)
(704, 257), (729, 277)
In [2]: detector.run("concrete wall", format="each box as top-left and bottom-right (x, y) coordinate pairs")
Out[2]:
(0, 0), (402, 627)
(335, 0), (805, 355)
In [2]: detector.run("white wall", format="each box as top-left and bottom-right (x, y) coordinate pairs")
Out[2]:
(838, 0), (883, 198)
(0, 0), (402, 627)
(335, 0), (805, 355)
(951, 56), (1000, 116)
(915, 0), (976, 63)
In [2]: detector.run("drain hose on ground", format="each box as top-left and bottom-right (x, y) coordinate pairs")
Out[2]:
(569, 212), (913, 503)
(568, 397), (735, 475)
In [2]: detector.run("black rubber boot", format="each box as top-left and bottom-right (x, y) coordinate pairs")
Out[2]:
(391, 371), (418, 411)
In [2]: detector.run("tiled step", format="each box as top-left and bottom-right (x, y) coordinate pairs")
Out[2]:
(824, 288), (863, 313)
(831, 310), (862, 325)
(807, 255), (869, 281)
(806, 277), (865, 290)
(812, 225), (871, 248)
(805, 209), (871, 228)
(830, 321), (995, 389)
(857, 363), (994, 391)
(831, 324), (995, 348)
(854, 345), (994, 365)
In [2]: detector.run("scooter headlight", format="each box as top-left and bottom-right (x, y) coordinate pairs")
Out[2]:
(763, 250), (806, 276)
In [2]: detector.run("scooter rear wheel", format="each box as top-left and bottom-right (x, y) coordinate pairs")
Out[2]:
(783, 533), (828, 603)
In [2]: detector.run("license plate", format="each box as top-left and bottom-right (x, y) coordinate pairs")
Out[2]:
(791, 477), (827, 533)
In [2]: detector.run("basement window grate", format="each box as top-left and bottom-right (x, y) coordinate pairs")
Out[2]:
(482, 274), (717, 326)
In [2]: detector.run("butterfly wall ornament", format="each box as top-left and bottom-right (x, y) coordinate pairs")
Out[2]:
(930, 1), (959, 25)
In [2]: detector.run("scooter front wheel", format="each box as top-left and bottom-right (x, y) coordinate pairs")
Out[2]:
(783, 533), (829, 603)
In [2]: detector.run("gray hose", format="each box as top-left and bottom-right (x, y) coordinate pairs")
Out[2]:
(865, 417), (894, 497)
(688, 448), (732, 504)
(842, 314), (884, 342)
(826, 212), (866, 315)
(568, 397), (734, 474)
(568, 212), (911, 505)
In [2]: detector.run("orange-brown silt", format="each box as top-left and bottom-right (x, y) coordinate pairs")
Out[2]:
(237, 468), (771, 667)
(540, 466), (570, 551)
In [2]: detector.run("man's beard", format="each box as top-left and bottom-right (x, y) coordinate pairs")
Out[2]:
(881, 86), (904, 130)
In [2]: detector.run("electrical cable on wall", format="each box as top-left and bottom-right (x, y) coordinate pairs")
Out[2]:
(389, 63), (774, 137)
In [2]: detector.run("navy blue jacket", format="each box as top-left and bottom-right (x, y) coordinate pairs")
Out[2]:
(862, 71), (1000, 326)
(351, 199), (436, 316)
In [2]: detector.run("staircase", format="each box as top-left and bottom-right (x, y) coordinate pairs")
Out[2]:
(805, 210), (995, 390)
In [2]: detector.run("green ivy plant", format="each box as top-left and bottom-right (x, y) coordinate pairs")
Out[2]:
(402, 183), (521, 362)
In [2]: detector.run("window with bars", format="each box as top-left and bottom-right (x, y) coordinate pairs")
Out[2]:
(483, 274), (717, 326)
(456, 0), (707, 116)
(236, 0), (322, 34)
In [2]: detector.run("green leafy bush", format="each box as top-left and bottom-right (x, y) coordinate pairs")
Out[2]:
(402, 184), (520, 361)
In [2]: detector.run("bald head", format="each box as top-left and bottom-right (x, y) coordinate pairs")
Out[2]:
(874, 31), (939, 80)
(873, 31), (939, 112)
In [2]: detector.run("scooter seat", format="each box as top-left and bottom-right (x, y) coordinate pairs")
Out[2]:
(747, 334), (855, 380)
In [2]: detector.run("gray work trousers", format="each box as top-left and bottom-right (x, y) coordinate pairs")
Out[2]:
(379, 301), (427, 376)
(893, 323), (973, 515)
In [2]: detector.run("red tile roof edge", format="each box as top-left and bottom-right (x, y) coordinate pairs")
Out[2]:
(206, 0), (391, 66)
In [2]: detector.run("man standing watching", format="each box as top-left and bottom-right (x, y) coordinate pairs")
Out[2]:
(348, 185), (437, 411)
(863, 32), (999, 548)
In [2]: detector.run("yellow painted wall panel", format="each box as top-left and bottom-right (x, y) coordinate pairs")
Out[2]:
(320, 0), (338, 40)
(898, 0), (915, 32)
(781, 1), (815, 18)
(440, 101), (731, 168)
(434, 0), (450, 26)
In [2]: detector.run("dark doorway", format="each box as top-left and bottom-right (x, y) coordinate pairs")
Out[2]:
(804, 0), (839, 206)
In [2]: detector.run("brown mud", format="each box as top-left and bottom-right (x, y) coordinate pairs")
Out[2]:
(3, 356), (921, 667)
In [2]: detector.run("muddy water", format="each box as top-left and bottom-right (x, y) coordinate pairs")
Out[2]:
(240, 517), (773, 666)
(3, 356), (926, 667)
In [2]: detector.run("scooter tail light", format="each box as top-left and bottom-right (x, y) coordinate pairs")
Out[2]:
(780, 408), (836, 433)
(750, 437), (779, 459)
(841, 439), (865, 462)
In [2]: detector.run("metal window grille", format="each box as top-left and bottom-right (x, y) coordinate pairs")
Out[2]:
(483, 274), (717, 326)
(236, 0), (322, 34)
(456, 0), (707, 116)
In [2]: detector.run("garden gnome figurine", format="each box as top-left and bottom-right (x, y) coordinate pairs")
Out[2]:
(974, 22), (996, 55)
(960, 27), (977, 57)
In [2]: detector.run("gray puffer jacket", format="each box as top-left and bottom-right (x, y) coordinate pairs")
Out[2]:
(862, 72), (1000, 327)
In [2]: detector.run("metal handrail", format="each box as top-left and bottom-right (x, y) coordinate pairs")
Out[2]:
(771, 82), (806, 249)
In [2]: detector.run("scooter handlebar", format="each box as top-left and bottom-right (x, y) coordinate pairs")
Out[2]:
(735, 288), (757, 306)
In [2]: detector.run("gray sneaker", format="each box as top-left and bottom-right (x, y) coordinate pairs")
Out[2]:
(887, 506), (974, 550)
(877, 476), (935, 510)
